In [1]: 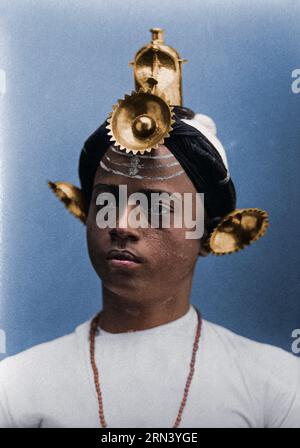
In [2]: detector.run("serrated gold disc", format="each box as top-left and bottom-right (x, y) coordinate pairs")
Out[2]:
(208, 208), (269, 255)
(106, 88), (175, 154)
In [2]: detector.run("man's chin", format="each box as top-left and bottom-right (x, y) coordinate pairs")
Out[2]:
(101, 275), (144, 294)
(101, 283), (149, 304)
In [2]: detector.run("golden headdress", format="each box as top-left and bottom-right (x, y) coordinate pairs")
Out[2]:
(48, 28), (269, 255)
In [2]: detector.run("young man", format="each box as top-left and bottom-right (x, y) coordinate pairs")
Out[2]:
(0, 29), (299, 428)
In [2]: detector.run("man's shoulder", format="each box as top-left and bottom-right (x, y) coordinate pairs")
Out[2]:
(0, 317), (92, 375)
(202, 318), (300, 383)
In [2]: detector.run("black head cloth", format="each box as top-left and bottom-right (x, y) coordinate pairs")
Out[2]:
(79, 106), (237, 232)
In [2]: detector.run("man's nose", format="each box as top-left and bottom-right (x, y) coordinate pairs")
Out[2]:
(109, 204), (140, 242)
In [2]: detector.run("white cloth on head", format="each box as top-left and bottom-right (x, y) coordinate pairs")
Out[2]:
(181, 114), (229, 172)
(0, 305), (299, 428)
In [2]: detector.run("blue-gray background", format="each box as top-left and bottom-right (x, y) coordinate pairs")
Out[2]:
(0, 0), (299, 358)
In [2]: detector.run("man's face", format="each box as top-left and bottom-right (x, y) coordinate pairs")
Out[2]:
(86, 144), (209, 304)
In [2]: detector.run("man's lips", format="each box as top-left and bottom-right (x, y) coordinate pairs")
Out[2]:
(106, 249), (143, 264)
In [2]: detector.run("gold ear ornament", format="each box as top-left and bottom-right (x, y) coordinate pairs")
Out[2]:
(206, 208), (269, 255)
(48, 181), (87, 224)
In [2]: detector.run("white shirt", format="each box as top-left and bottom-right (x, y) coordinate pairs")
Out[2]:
(0, 304), (299, 428)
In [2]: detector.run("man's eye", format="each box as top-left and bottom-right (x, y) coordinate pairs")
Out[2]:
(149, 203), (172, 216)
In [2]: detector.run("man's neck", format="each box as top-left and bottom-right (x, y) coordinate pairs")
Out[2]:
(98, 288), (191, 334)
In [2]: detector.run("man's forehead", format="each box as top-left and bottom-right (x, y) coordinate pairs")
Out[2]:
(94, 144), (185, 185)
(92, 144), (199, 196)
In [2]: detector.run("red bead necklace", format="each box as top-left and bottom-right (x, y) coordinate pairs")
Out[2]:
(89, 306), (202, 428)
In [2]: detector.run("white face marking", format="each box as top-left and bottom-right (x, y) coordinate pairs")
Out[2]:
(99, 160), (184, 181)
(104, 154), (180, 170)
(100, 146), (184, 180)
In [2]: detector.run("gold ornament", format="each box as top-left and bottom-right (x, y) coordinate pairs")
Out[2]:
(207, 208), (269, 255)
(129, 28), (187, 106)
(48, 181), (87, 224)
(106, 87), (175, 155)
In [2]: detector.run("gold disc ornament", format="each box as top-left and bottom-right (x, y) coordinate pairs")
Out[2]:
(207, 208), (269, 255)
(106, 88), (175, 155)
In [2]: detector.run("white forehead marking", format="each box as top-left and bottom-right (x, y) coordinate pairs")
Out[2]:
(105, 154), (180, 169)
(99, 160), (184, 181)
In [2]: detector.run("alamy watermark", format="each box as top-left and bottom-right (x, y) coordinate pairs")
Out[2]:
(0, 328), (6, 354)
(291, 69), (300, 94)
(291, 329), (300, 355)
(95, 185), (204, 239)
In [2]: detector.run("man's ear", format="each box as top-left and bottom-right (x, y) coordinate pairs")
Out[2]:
(198, 238), (210, 257)
(198, 227), (210, 257)
(197, 210), (211, 257)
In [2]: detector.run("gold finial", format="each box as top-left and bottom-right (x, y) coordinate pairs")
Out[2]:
(109, 29), (183, 154)
(129, 28), (187, 106)
(150, 28), (164, 44)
